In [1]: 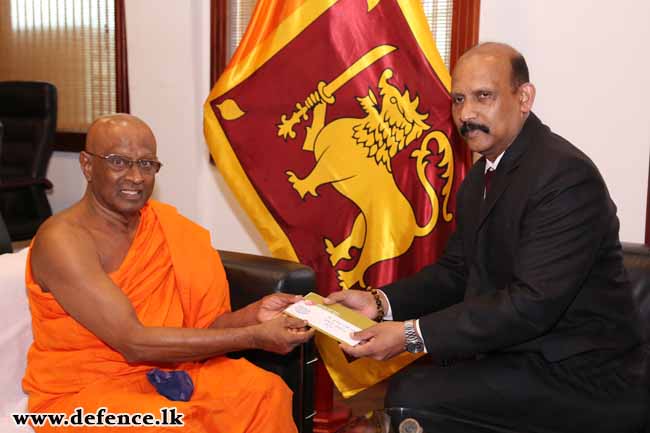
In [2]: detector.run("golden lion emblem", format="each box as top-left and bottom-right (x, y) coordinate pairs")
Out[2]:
(280, 67), (454, 289)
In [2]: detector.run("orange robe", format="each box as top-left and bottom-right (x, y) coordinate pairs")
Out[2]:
(23, 200), (297, 433)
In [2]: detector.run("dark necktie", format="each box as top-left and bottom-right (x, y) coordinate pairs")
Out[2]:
(484, 168), (495, 196)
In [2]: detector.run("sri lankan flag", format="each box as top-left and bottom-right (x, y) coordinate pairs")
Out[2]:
(204, 0), (470, 397)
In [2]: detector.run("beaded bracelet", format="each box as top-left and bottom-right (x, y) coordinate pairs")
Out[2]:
(369, 288), (385, 322)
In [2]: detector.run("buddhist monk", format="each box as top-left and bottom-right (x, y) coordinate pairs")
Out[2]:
(23, 114), (314, 432)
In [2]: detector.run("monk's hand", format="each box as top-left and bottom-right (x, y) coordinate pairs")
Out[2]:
(256, 293), (303, 323)
(339, 321), (405, 361)
(252, 315), (315, 354)
(324, 289), (380, 320)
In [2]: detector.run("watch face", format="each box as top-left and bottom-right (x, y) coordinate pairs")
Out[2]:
(406, 341), (423, 353)
(404, 320), (423, 353)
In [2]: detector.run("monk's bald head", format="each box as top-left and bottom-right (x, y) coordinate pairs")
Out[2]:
(86, 114), (156, 155)
(80, 114), (158, 216)
(456, 42), (529, 91)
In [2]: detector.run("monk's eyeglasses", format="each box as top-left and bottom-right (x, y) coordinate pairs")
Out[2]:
(84, 151), (163, 175)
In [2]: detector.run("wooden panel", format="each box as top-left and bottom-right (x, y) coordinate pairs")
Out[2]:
(450, 0), (481, 71)
(211, 0), (228, 87)
(54, 132), (86, 153)
(115, 0), (130, 115)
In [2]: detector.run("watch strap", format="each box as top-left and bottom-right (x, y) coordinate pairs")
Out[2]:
(404, 320), (424, 353)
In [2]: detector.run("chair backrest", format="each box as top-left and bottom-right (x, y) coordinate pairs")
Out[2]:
(621, 242), (650, 343)
(0, 81), (57, 179)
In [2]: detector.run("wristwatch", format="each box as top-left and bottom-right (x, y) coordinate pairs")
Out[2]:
(404, 320), (424, 353)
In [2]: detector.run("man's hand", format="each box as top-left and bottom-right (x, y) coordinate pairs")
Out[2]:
(256, 293), (303, 323)
(324, 289), (383, 320)
(252, 315), (315, 354)
(339, 321), (405, 361)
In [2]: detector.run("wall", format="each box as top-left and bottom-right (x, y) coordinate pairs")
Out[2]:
(45, 0), (650, 254)
(47, 153), (84, 213)
(480, 0), (650, 242)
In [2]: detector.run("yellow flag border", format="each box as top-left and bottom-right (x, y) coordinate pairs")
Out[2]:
(203, 0), (450, 263)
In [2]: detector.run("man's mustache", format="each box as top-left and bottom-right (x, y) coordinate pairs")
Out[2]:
(460, 121), (490, 136)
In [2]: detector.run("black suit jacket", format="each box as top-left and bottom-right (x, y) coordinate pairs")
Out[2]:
(383, 113), (640, 363)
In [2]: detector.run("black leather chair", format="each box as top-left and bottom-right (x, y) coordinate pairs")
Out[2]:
(385, 242), (650, 433)
(0, 212), (12, 254)
(0, 81), (57, 241)
(621, 242), (650, 347)
(621, 242), (650, 433)
(220, 250), (317, 433)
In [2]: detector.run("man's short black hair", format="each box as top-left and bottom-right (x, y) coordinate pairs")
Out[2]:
(510, 53), (529, 89)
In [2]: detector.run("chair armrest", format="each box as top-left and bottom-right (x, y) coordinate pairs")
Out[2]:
(621, 241), (650, 258)
(218, 250), (316, 310)
(621, 242), (650, 343)
(218, 249), (316, 433)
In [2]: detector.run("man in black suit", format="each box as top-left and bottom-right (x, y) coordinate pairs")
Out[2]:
(326, 42), (647, 432)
